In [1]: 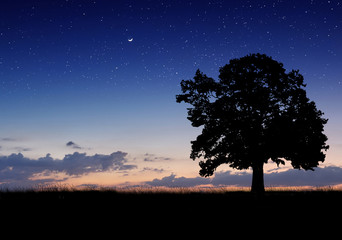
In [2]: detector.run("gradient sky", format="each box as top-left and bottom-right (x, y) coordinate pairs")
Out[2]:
(0, 0), (341, 188)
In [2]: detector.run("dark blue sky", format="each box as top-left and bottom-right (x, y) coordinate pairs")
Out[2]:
(0, 0), (341, 187)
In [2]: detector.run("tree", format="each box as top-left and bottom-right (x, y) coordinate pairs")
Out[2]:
(176, 53), (329, 194)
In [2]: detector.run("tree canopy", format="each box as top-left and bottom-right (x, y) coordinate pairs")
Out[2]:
(176, 53), (329, 193)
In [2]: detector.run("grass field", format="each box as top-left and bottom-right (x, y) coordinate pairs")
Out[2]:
(1, 185), (342, 209)
(2, 185), (342, 228)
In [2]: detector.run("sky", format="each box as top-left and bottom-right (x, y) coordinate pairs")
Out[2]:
(0, 0), (341, 188)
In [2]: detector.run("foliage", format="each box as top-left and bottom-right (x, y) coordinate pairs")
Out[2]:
(176, 53), (329, 192)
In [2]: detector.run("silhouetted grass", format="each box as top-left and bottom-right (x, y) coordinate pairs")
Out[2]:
(2, 188), (342, 227)
(3, 185), (337, 235)
(1, 185), (342, 209)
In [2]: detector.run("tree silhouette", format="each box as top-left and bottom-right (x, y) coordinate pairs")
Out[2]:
(176, 53), (329, 194)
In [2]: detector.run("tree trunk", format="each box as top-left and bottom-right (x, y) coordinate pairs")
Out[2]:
(251, 161), (265, 194)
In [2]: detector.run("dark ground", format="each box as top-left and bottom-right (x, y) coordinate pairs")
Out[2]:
(1, 190), (340, 236)
(1, 190), (342, 213)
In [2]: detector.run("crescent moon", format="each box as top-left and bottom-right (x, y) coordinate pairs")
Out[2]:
(128, 38), (133, 42)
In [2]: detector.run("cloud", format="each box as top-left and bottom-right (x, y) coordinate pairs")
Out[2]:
(0, 151), (137, 186)
(143, 153), (172, 162)
(140, 167), (165, 173)
(0, 138), (32, 153)
(14, 147), (32, 152)
(264, 166), (342, 186)
(66, 141), (82, 149)
(146, 174), (211, 187)
(211, 171), (251, 187)
(145, 166), (342, 188)
(1, 137), (17, 142)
